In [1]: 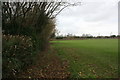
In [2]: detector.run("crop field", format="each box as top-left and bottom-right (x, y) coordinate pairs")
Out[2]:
(51, 39), (118, 78)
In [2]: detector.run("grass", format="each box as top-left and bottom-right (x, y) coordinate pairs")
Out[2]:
(51, 39), (118, 78)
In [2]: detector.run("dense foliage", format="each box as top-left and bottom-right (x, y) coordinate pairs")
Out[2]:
(2, 35), (37, 78)
(2, 2), (57, 78)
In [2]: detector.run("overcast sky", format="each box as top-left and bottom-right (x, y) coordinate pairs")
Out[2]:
(56, 0), (119, 36)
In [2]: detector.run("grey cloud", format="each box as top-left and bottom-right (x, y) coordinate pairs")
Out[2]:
(56, 0), (118, 36)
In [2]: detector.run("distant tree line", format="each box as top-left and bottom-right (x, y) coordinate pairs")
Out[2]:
(51, 33), (119, 40)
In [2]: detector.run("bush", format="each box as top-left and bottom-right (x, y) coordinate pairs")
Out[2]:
(110, 35), (116, 38)
(2, 34), (37, 78)
(74, 36), (80, 38)
(56, 36), (64, 39)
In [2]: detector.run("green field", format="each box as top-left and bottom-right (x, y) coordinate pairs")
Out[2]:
(51, 39), (118, 78)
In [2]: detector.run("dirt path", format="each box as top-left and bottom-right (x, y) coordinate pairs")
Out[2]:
(17, 47), (70, 79)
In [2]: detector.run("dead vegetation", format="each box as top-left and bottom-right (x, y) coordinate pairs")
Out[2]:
(17, 47), (70, 79)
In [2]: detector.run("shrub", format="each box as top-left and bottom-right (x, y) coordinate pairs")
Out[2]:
(56, 36), (64, 39)
(2, 34), (37, 78)
(110, 35), (116, 38)
(74, 36), (80, 38)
